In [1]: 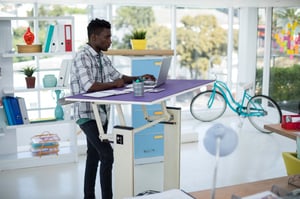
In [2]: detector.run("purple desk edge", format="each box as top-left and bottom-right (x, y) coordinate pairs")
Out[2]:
(66, 79), (214, 105)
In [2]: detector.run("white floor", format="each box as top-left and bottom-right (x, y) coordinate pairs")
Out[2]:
(0, 115), (296, 199)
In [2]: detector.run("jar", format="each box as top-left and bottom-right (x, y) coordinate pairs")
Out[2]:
(43, 74), (57, 88)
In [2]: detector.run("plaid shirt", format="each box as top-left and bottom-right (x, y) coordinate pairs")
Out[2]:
(70, 44), (122, 124)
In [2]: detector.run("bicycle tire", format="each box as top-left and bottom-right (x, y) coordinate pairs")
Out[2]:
(190, 90), (227, 122)
(247, 95), (282, 133)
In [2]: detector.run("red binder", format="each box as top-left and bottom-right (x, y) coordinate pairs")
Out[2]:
(64, 24), (72, 52)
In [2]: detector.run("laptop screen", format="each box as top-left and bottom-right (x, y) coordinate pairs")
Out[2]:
(154, 56), (172, 88)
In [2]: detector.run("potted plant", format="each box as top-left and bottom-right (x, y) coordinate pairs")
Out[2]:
(20, 66), (37, 88)
(130, 29), (147, 50)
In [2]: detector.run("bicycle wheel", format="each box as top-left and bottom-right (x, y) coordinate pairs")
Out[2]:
(190, 90), (227, 122)
(247, 95), (282, 133)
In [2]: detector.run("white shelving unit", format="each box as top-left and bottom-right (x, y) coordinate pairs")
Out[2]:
(1, 120), (77, 171)
(2, 51), (74, 58)
(2, 86), (69, 95)
(0, 16), (78, 171)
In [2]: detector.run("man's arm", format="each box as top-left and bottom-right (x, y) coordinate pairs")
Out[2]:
(121, 75), (139, 84)
(87, 74), (156, 93)
(87, 79), (125, 92)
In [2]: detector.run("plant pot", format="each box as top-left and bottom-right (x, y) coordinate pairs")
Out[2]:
(282, 152), (300, 175)
(130, 39), (147, 50)
(25, 76), (36, 88)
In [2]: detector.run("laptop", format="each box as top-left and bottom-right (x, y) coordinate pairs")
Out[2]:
(142, 56), (172, 88)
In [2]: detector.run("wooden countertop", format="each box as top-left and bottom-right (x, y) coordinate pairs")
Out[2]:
(264, 124), (299, 140)
(103, 49), (174, 56)
(189, 176), (297, 199)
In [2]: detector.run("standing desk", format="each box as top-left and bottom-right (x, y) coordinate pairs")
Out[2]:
(66, 79), (213, 199)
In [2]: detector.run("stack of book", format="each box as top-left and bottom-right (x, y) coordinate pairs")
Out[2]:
(30, 132), (60, 157)
(2, 96), (29, 125)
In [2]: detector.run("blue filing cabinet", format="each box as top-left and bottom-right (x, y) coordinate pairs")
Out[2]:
(132, 58), (164, 161)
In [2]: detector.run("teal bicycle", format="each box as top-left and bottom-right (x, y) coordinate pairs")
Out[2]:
(190, 80), (282, 133)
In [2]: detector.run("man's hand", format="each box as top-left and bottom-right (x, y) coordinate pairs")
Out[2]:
(113, 78), (125, 88)
(142, 74), (156, 81)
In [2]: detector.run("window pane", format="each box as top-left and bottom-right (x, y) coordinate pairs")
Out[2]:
(111, 5), (171, 50)
(110, 5), (172, 87)
(175, 8), (238, 109)
(271, 7), (300, 113)
(176, 8), (231, 80)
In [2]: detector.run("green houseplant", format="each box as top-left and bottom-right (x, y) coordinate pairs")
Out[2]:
(20, 66), (37, 88)
(130, 29), (147, 50)
(130, 29), (147, 40)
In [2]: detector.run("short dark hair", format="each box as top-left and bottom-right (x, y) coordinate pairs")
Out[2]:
(87, 18), (111, 38)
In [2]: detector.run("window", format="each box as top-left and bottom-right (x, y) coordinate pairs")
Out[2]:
(256, 7), (300, 114)
(271, 7), (300, 113)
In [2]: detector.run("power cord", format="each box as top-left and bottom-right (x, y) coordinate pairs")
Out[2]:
(136, 190), (160, 196)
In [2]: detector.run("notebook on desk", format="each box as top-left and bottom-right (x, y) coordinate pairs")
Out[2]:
(127, 56), (172, 89)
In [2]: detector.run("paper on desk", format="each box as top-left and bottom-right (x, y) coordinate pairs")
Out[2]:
(124, 189), (194, 199)
(83, 89), (131, 98)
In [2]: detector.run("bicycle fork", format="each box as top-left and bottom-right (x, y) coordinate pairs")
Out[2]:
(207, 90), (217, 108)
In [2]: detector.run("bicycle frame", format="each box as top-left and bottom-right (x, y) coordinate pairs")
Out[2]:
(209, 80), (265, 117)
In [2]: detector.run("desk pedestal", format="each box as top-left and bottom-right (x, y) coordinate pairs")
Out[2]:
(113, 107), (181, 199)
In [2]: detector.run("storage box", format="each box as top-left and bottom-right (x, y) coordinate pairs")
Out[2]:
(17, 44), (42, 53)
(281, 115), (300, 130)
(30, 132), (60, 157)
(31, 145), (59, 157)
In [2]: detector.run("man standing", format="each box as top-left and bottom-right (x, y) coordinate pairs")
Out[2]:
(70, 18), (155, 199)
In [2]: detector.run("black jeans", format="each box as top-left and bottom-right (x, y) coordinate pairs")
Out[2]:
(79, 120), (113, 199)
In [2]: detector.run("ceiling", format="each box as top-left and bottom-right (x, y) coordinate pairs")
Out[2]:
(1, 0), (300, 8)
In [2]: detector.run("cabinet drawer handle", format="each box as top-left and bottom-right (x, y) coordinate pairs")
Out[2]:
(144, 149), (155, 153)
(154, 135), (163, 139)
(154, 111), (163, 115)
